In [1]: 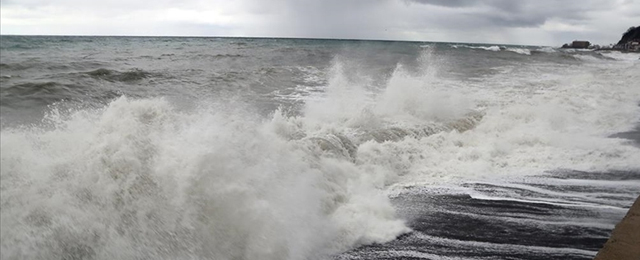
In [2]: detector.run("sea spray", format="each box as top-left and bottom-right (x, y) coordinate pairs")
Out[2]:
(0, 96), (413, 260)
(0, 54), (487, 259)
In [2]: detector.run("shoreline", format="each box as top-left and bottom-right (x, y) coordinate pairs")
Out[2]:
(594, 195), (640, 260)
(595, 119), (640, 259)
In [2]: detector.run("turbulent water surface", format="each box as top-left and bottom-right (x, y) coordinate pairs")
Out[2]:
(1, 36), (639, 260)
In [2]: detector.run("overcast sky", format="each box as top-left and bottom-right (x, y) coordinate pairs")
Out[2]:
(1, 0), (638, 46)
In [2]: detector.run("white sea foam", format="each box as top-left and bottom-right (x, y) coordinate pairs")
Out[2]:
(574, 54), (604, 62)
(506, 48), (531, 55)
(600, 51), (640, 61)
(410, 233), (598, 257)
(449, 44), (501, 51)
(450, 44), (532, 55)
(0, 97), (410, 260)
(536, 47), (557, 53)
(2, 46), (640, 259)
(561, 48), (594, 53)
(463, 180), (640, 208)
(359, 51), (639, 189)
(293, 47), (639, 192)
(475, 45), (501, 51)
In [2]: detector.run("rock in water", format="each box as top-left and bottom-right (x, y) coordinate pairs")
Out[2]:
(594, 196), (640, 260)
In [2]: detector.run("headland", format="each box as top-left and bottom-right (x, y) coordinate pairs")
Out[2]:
(562, 26), (640, 52)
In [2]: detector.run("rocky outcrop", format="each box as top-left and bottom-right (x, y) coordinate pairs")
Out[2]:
(617, 26), (640, 45)
(593, 195), (640, 260)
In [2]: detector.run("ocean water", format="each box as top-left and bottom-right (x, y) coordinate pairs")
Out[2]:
(1, 36), (639, 260)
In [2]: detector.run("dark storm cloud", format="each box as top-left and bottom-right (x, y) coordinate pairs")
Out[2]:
(407, 0), (606, 28)
(408, 0), (527, 12)
(405, 0), (477, 8)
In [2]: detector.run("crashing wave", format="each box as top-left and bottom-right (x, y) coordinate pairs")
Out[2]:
(505, 48), (531, 55)
(451, 44), (533, 55)
(298, 111), (485, 161)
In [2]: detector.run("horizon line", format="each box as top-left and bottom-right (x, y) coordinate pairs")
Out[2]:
(0, 34), (546, 47)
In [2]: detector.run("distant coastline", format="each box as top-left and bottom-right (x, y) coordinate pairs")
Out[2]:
(562, 26), (640, 52)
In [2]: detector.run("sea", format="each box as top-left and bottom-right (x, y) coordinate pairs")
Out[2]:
(1, 35), (639, 260)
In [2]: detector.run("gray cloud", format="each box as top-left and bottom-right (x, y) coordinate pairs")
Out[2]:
(405, 0), (477, 8)
(408, 0), (609, 28)
(1, 0), (638, 45)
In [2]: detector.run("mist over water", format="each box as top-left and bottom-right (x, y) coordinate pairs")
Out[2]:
(1, 36), (639, 259)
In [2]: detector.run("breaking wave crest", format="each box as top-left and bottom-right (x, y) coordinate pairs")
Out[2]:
(1, 95), (424, 259)
(0, 56), (486, 259)
(451, 44), (533, 55)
